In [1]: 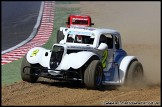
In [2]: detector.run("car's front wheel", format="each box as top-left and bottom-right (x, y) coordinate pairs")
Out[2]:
(21, 55), (39, 83)
(84, 60), (103, 89)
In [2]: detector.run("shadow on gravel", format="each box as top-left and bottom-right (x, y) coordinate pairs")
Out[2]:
(36, 78), (119, 91)
(37, 79), (86, 89)
(99, 85), (120, 91)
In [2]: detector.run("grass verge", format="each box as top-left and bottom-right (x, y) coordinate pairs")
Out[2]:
(1, 1), (80, 86)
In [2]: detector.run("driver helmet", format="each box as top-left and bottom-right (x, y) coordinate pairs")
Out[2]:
(76, 35), (82, 43)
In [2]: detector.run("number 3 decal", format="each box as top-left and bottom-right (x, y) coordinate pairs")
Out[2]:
(102, 50), (108, 68)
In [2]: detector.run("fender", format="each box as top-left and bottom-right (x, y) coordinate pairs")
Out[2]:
(56, 51), (98, 70)
(118, 56), (138, 84)
(26, 47), (51, 68)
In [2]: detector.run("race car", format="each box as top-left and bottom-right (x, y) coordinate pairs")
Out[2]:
(21, 26), (144, 89)
(57, 15), (94, 43)
(66, 14), (94, 28)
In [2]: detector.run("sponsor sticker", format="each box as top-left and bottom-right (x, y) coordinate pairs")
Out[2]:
(68, 31), (91, 36)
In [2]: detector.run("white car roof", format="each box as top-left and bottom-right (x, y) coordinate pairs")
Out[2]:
(69, 26), (120, 36)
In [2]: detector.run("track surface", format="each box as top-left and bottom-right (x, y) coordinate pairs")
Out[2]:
(2, 1), (41, 51)
(2, 2), (161, 106)
(1, 1), (54, 65)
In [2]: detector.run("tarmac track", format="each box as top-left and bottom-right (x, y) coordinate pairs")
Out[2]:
(2, 2), (161, 106)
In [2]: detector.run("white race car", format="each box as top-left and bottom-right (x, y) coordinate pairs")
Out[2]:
(21, 26), (144, 89)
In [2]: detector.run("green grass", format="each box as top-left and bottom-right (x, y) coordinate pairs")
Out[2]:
(55, 1), (79, 5)
(1, 2), (80, 86)
(1, 59), (23, 86)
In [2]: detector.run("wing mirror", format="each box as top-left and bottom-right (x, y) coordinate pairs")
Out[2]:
(97, 43), (108, 50)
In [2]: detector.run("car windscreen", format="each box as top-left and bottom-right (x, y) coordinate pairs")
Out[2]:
(66, 34), (94, 45)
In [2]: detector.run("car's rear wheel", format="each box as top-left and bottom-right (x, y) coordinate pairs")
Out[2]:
(125, 60), (144, 86)
(21, 55), (39, 83)
(84, 60), (103, 89)
(57, 30), (64, 43)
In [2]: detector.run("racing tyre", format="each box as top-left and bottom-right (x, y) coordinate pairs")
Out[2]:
(84, 60), (103, 89)
(21, 55), (39, 83)
(57, 30), (64, 43)
(125, 61), (144, 86)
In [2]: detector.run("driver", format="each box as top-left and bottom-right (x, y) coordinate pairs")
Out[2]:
(75, 35), (83, 43)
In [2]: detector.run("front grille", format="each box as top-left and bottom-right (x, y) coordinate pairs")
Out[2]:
(50, 51), (64, 69)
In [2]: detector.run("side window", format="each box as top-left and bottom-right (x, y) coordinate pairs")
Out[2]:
(99, 34), (107, 45)
(115, 36), (120, 49)
(105, 34), (113, 49)
(99, 34), (113, 49)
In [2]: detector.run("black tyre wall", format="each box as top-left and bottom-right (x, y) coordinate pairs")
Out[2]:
(84, 60), (103, 89)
